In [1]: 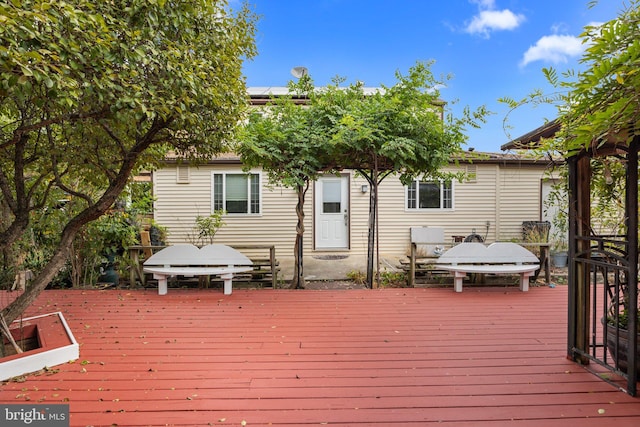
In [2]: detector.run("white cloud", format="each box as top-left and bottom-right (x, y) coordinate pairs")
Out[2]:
(520, 34), (584, 67)
(470, 0), (496, 8)
(464, 2), (525, 38)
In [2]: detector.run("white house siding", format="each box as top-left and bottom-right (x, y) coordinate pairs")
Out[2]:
(154, 163), (300, 260)
(496, 164), (547, 241)
(152, 160), (552, 266)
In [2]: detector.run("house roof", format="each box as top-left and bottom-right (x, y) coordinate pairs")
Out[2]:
(164, 88), (551, 166)
(454, 150), (548, 165)
(247, 86), (384, 97)
(500, 118), (631, 158)
(501, 119), (561, 151)
(163, 150), (549, 166)
(248, 86), (384, 105)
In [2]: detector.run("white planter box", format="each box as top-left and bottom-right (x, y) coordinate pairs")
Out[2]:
(1, 312), (79, 381)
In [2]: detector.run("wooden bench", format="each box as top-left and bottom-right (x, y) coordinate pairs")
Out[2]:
(435, 242), (540, 292)
(400, 226), (452, 287)
(143, 244), (253, 295)
(230, 245), (280, 288)
(400, 244), (453, 287)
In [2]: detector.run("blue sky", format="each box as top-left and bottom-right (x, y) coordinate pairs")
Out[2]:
(238, 0), (624, 152)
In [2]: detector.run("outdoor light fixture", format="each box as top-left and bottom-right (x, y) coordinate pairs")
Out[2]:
(361, 184), (369, 193)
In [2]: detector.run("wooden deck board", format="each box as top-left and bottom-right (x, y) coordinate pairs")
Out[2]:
(2, 286), (639, 426)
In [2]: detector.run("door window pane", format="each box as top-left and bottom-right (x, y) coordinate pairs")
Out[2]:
(323, 181), (341, 213)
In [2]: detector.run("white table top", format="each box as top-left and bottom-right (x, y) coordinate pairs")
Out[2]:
(143, 244), (253, 267)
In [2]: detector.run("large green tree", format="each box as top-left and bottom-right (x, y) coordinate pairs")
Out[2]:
(238, 75), (331, 289)
(0, 0), (256, 324)
(553, 0), (640, 150)
(329, 62), (487, 287)
(240, 62), (487, 288)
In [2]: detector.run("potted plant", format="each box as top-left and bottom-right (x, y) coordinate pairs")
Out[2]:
(551, 239), (568, 268)
(604, 292), (640, 374)
(148, 220), (168, 247)
(188, 210), (226, 247)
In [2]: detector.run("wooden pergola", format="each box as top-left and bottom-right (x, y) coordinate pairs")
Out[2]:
(504, 123), (639, 396)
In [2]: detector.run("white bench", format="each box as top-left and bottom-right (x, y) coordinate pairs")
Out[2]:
(435, 242), (539, 292)
(143, 244), (253, 295)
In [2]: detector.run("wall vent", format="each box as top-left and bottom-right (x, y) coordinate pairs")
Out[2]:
(176, 165), (190, 184)
(466, 164), (477, 183)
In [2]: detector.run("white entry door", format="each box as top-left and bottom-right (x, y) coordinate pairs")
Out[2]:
(315, 175), (349, 249)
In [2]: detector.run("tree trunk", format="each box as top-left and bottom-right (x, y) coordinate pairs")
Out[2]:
(0, 119), (167, 325)
(0, 197), (18, 288)
(291, 183), (306, 289)
(366, 179), (377, 289)
(1, 167), (147, 324)
(365, 156), (381, 289)
(1, 239), (72, 324)
(365, 166), (378, 289)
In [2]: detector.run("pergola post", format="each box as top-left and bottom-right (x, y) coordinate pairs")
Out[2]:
(567, 153), (591, 365)
(624, 138), (638, 396)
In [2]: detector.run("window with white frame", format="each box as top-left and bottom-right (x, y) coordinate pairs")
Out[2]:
(406, 180), (453, 210)
(212, 172), (261, 214)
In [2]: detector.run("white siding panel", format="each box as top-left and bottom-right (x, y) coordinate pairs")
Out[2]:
(153, 162), (551, 264)
(497, 165), (544, 241)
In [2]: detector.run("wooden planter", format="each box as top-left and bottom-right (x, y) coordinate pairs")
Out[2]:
(605, 322), (640, 374)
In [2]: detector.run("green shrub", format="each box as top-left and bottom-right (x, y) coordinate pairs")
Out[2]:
(378, 271), (407, 288)
(346, 270), (367, 285)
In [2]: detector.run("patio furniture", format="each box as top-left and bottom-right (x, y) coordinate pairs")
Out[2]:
(400, 226), (452, 287)
(229, 244), (280, 288)
(131, 244), (279, 288)
(128, 244), (167, 286)
(435, 242), (539, 292)
(143, 244), (253, 295)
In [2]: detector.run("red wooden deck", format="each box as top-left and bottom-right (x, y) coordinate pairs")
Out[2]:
(2, 286), (639, 426)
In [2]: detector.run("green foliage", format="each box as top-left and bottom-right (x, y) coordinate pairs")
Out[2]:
(329, 62), (487, 184)
(0, 1), (256, 321)
(378, 271), (407, 288)
(504, 1), (640, 156)
(239, 61), (487, 287)
(610, 308), (640, 330)
(1, 0), (256, 248)
(127, 181), (155, 216)
(346, 270), (367, 285)
(238, 76), (327, 189)
(348, 269), (406, 288)
(501, 1), (640, 261)
(239, 61), (487, 188)
(89, 211), (139, 257)
(192, 210), (226, 246)
(148, 220), (168, 246)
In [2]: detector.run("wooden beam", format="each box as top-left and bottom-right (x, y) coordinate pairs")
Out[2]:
(567, 153), (591, 364)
